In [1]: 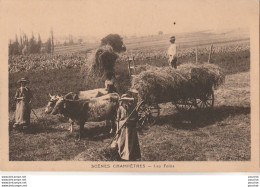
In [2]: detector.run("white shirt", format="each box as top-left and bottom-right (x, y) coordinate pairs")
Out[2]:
(167, 43), (177, 62)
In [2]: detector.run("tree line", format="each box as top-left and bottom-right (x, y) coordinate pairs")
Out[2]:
(9, 33), (53, 56)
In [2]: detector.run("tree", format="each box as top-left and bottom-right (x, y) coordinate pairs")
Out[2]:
(50, 28), (54, 54)
(37, 34), (42, 53)
(46, 38), (52, 53)
(158, 31), (163, 35)
(28, 33), (38, 54)
(69, 34), (74, 45)
(20, 35), (23, 53)
(11, 35), (21, 55)
(8, 40), (13, 56)
(78, 38), (83, 44)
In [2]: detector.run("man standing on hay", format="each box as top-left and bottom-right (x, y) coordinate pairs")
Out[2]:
(13, 78), (33, 129)
(167, 36), (177, 69)
(111, 94), (141, 161)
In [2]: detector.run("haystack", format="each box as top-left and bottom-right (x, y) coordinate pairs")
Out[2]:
(83, 45), (118, 76)
(131, 63), (225, 103)
(81, 34), (126, 89)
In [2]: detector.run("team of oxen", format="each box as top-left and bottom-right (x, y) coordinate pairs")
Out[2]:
(45, 89), (121, 140)
(44, 34), (130, 140)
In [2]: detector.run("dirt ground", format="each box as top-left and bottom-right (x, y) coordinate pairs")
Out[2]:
(9, 72), (250, 161)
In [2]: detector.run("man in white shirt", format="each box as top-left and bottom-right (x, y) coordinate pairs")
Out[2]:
(167, 36), (177, 69)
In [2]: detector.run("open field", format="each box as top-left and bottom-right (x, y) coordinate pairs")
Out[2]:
(9, 30), (251, 161)
(9, 72), (250, 161)
(8, 48), (250, 111)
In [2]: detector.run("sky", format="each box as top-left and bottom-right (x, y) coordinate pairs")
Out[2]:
(1, 0), (256, 41)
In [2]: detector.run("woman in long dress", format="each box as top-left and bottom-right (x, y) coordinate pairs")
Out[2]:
(114, 94), (141, 161)
(14, 78), (32, 128)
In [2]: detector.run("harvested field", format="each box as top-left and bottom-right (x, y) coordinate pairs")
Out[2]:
(9, 72), (250, 161)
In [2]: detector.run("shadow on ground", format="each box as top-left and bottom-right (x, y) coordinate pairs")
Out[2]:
(81, 125), (112, 141)
(154, 105), (250, 130)
(9, 118), (68, 134)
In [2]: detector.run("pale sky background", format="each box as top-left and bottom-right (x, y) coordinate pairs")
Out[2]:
(1, 0), (255, 41)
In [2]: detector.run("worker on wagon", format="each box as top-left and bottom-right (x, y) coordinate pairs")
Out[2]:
(111, 94), (141, 161)
(14, 78), (33, 129)
(105, 71), (117, 93)
(167, 36), (177, 69)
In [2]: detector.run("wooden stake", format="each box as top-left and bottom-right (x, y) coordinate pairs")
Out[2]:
(208, 44), (213, 64)
(195, 47), (198, 64)
(133, 57), (136, 74)
(128, 57), (131, 76)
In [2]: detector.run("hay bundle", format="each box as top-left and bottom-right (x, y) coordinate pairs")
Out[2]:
(131, 67), (187, 103)
(82, 34), (126, 78)
(177, 63), (225, 88)
(131, 63), (225, 103)
(83, 45), (118, 76)
(81, 34), (126, 89)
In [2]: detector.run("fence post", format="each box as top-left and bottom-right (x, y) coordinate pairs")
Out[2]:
(127, 57), (131, 76)
(195, 47), (198, 64)
(133, 57), (136, 74)
(208, 44), (213, 64)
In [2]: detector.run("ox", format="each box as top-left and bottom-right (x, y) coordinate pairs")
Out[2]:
(45, 88), (108, 115)
(47, 93), (119, 139)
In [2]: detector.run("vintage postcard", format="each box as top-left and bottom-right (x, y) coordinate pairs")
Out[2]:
(0, 0), (259, 172)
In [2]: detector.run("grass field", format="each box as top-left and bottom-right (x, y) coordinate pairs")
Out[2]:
(9, 31), (251, 161)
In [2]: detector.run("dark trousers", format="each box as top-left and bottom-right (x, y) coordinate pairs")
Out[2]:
(170, 57), (177, 69)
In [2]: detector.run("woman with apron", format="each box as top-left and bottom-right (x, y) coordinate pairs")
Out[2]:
(113, 94), (141, 161)
(14, 78), (32, 129)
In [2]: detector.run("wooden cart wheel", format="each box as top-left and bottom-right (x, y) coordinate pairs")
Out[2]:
(174, 98), (197, 111)
(137, 103), (160, 128)
(195, 89), (214, 109)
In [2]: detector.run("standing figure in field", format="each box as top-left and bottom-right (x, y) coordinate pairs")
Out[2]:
(112, 94), (141, 161)
(167, 36), (177, 69)
(14, 78), (32, 129)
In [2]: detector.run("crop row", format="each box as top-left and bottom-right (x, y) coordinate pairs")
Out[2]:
(9, 42), (249, 73)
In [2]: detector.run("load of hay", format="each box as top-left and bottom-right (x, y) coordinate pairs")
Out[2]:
(81, 34), (126, 90)
(84, 45), (118, 76)
(131, 63), (225, 103)
(82, 34), (126, 77)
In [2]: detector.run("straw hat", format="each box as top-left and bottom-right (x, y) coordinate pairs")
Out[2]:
(17, 78), (30, 84)
(119, 94), (134, 101)
(170, 36), (175, 42)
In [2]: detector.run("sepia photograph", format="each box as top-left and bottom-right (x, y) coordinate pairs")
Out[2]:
(0, 0), (259, 171)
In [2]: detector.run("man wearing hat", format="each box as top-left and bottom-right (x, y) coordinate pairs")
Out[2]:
(112, 93), (141, 161)
(14, 78), (33, 129)
(167, 36), (177, 69)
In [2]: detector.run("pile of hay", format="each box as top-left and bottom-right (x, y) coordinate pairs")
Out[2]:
(80, 46), (116, 89)
(83, 45), (118, 76)
(131, 63), (225, 103)
(82, 34), (126, 79)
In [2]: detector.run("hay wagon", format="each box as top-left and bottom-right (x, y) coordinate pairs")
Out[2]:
(128, 63), (225, 127)
(128, 82), (215, 127)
